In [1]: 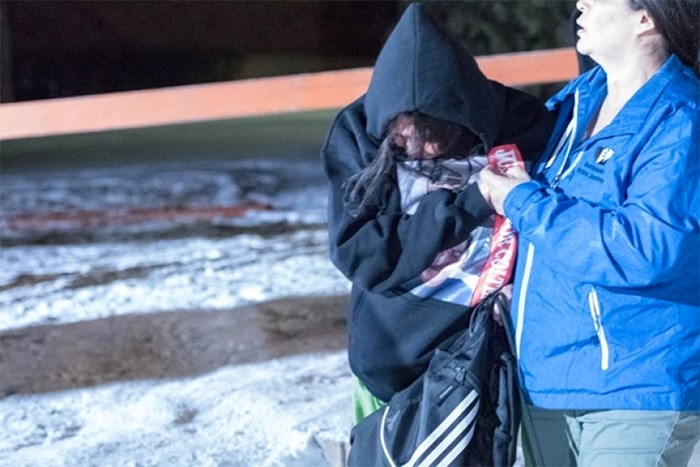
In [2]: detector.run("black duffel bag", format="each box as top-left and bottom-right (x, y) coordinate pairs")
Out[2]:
(347, 292), (520, 467)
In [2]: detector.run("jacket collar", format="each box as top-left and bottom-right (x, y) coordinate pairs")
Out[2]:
(573, 54), (687, 143)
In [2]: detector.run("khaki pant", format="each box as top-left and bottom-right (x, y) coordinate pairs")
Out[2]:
(523, 406), (700, 467)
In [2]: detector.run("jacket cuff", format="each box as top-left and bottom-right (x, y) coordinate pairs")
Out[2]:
(503, 181), (542, 223)
(456, 182), (494, 222)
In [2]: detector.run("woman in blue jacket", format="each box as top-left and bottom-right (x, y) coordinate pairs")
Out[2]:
(479, 0), (700, 465)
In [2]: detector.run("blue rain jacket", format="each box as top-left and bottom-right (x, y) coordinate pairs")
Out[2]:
(504, 55), (700, 410)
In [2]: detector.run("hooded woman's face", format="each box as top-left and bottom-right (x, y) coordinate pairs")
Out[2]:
(391, 114), (442, 160)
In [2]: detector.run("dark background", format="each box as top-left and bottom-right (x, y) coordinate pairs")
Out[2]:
(0, 0), (577, 104)
(0, 0), (401, 102)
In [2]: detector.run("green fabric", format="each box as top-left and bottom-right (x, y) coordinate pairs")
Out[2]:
(352, 376), (386, 424)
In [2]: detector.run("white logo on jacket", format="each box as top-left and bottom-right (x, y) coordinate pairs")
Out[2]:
(595, 147), (615, 164)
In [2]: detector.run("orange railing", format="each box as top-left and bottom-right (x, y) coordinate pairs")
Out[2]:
(0, 47), (578, 141)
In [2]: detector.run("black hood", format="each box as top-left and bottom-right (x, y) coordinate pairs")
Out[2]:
(364, 2), (505, 150)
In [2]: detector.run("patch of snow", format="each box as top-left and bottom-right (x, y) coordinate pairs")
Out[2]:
(1, 158), (353, 466)
(0, 352), (352, 467)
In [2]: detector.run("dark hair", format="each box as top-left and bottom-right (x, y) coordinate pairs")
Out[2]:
(629, 0), (700, 75)
(344, 112), (481, 215)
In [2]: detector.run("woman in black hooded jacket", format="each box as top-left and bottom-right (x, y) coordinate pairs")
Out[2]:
(321, 2), (554, 419)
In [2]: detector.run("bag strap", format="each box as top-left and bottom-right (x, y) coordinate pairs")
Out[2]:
(495, 291), (546, 467)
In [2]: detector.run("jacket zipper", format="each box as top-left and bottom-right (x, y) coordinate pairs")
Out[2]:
(553, 150), (585, 189)
(588, 287), (610, 371)
(548, 90), (584, 189)
(518, 90), (589, 364)
(514, 243), (535, 357)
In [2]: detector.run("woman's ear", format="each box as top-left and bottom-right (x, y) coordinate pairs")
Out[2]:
(636, 8), (657, 35)
(635, 8), (666, 50)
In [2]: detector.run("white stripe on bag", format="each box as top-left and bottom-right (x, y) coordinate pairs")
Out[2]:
(380, 406), (399, 467)
(403, 389), (479, 467)
(416, 402), (479, 467)
(434, 419), (477, 467)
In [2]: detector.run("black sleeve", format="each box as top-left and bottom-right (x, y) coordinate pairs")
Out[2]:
(321, 101), (493, 293)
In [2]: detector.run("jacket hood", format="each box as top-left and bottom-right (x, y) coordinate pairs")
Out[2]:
(364, 2), (505, 150)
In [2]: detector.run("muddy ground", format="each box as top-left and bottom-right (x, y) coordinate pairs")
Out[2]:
(0, 295), (349, 399)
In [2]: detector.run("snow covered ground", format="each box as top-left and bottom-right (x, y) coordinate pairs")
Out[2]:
(1, 157), (355, 466)
(1, 352), (353, 466)
(2, 155), (699, 467)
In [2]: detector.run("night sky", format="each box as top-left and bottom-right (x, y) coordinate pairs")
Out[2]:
(0, 1), (403, 102)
